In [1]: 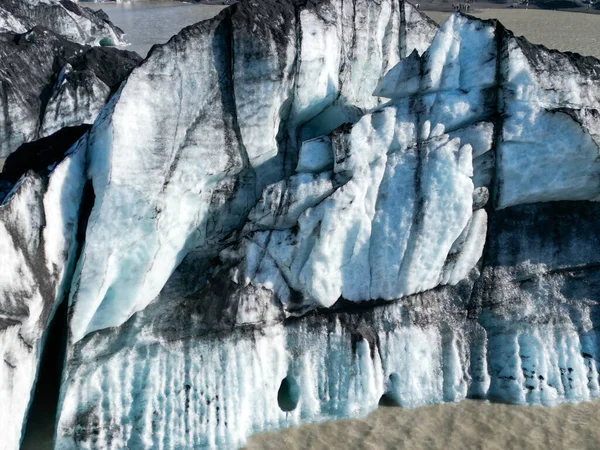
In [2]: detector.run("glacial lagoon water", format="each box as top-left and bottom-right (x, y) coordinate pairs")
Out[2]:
(86, 1), (225, 57)
(21, 4), (600, 450)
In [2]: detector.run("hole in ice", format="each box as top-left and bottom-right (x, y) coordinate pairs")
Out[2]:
(378, 393), (401, 407)
(277, 376), (300, 412)
(379, 373), (401, 407)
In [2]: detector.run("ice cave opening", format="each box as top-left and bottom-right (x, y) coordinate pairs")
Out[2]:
(379, 373), (403, 407)
(277, 376), (301, 412)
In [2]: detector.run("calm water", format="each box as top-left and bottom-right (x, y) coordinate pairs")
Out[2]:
(86, 1), (225, 57)
(427, 9), (600, 59)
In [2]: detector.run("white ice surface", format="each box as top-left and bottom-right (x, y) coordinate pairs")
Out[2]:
(0, 144), (86, 450)
(0, 8), (27, 33)
(296, 137), (334, 173)
(246, 108), (476, 308)
(496, 37), (600, 207)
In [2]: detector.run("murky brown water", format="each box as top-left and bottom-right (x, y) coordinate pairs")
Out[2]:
(426, 9), (600, 59)
(246, 400), (600, 450)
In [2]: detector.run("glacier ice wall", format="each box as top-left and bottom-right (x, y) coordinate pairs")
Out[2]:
(0, 4), (139, 447)
(66, 0), (438, 343)
(49, 7), (600, 450)
(56, 283), (482, 450)
(0, 1), (599, 449)
(0, 140), (87, 450)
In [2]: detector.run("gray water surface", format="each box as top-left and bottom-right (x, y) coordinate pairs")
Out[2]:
(87, 1), (226, 57)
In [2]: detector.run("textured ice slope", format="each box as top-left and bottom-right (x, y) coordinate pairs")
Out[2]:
(66, 0), (438, 342)
(49, 8), (600, 450)
(0, 0), (125, 45)
(0, 27), (141, 158)
(0, 140), (87, 450)
(0, 7), (25, 33)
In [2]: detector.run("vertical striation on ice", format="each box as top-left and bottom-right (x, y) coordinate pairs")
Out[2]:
(66, 0), (439, 342)
(0, 141), (87, 450)
(0, 3), (595, 450)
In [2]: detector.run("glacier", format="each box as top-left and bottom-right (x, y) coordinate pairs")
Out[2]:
(65, 0), (438, 342)
(0, 0), (138, 159)
(0, 0), (125, 45)
(0, 3), (137, 449)
(0, 139), (88, 450)
(0, 0), (600, 449)
(0, 24), (141, 159)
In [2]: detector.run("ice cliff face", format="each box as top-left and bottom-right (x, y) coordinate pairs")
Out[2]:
(2, 1), (600, 449)
(0, 26), (141, 158)
(0, 0), (125, 45)
(49, 7), (600, 450)
(0, 134), (88, 450)
(0, 3), (137, 448)
(64, 0), (438, 342)
(0, 1), (437, 448)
